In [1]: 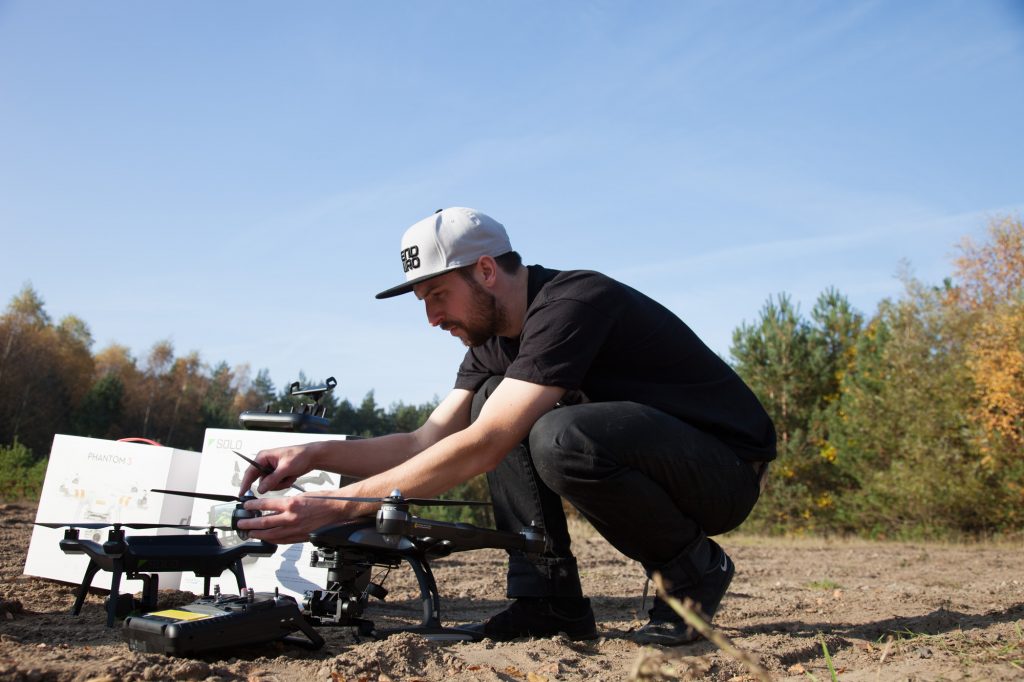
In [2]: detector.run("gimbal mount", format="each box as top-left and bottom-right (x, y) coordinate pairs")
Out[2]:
(302, 491), (546, 641)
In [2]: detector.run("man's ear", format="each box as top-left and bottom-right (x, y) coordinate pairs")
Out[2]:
(476, 255), (499, 288)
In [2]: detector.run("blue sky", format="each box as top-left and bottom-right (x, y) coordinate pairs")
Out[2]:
(2, 1), (1022, 407)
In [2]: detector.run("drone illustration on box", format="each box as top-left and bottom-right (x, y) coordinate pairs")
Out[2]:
(51, 471), (152, 536)
(39, 394), (547, 655)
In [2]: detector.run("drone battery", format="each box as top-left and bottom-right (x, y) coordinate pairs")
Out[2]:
(123, 591), (323, 654)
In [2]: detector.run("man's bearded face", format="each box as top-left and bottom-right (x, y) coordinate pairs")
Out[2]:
(441, 275), (507, 347)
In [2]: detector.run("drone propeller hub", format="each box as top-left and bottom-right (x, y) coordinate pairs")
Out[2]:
(231, 505), (261, 540)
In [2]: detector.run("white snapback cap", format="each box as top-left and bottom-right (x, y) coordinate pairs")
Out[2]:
(375, 207), (513, 299)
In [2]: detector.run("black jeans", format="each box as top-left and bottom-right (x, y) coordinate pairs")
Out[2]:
(472, 376), (761, 598)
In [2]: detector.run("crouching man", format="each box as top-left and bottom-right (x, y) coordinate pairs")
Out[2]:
(237, 207), (775, 645)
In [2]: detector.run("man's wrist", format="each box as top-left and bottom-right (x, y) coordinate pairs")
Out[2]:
(307, 438), (341, 472)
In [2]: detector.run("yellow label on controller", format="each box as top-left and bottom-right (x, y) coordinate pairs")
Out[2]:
(148, 609), (213, 621)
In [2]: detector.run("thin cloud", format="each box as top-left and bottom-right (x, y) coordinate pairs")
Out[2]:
(613, 204), (1023, 285)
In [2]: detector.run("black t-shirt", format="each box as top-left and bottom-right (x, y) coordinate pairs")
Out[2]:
(455, 266), (776, 462)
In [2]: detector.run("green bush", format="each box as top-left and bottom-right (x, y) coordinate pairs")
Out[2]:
(0, 441), (47, 501)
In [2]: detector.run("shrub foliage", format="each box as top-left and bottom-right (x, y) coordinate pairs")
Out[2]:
(733, 215), (1024, 537)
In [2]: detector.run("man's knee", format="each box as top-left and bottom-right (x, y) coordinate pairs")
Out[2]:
(528, 408), (587, 490)
(471, 375), (505, 423)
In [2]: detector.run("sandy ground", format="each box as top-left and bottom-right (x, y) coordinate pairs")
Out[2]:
(1, 500), (1022, 681)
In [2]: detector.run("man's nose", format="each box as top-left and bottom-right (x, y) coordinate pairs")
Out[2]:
(425, 301), (443, 327)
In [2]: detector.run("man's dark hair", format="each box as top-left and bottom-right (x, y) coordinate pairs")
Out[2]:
(458, 251), (522, 282)
(495, 251), (522, 274)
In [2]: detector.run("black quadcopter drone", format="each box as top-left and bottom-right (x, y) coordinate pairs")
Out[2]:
(40, 417), (549, 652)
(36, 520), (277, 628)
(300, 489), (545, 641)
(132, 485), (547, 649)
(37, 447), (284, 628)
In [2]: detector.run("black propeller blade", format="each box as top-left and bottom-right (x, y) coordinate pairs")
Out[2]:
(35, 522), (233, 530)
(232, 450), (305, 493)
(305, 494), (491, 507)
(151, 488), (248, 503)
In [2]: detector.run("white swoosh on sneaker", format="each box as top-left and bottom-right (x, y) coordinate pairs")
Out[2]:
(720, 556), (729, 572)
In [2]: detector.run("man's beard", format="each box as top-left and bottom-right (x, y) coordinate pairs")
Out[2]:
(443, 277), (508, 347)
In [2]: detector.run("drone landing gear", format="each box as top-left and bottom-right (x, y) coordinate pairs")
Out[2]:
(70, 560), (162, 627)
(375, 551), (479, 642)
(307, 552), (480, 641)
(305, 515), (545, 642)
(305, 519), (479, 641)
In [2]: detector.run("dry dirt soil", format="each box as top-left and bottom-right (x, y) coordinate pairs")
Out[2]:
(1, 501), (1022, 681)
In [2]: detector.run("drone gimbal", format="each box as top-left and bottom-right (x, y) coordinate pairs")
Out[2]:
(302, 490), (546, 640)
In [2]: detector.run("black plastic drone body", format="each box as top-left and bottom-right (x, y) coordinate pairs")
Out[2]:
(301, 489), (546, 641)
(38, 447), (312, 629)
(37, 521), (277, 627)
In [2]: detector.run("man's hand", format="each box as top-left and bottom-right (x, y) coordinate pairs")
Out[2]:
(235, 493), (359, 544)
(237, 443), (321, 496)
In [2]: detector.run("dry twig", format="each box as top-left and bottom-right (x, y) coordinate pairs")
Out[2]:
(652, 573), (773, 682)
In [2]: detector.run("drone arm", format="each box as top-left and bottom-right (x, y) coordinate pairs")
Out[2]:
(398, 515), (545, 554)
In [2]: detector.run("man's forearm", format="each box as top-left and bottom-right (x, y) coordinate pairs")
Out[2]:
(338, 378), (565, 501)
(309, 431), (424, 479)
(307, 389), (475, 482)
(340, 425), (500, 502)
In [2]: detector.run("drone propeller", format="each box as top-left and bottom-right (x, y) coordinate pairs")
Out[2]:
(151, 488), (250, 503)
(151, 488), (262, 538)
(232, 450), (306, 493)
(306, 491), (491, 508)
(35, 521), (233, 531)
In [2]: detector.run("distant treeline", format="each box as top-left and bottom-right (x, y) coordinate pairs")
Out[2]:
(1, 216), (1021, 537)
(0, 292), (438, 458)
(0, 288), (438, 500)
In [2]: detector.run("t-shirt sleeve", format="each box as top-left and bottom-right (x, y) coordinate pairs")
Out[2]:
(504, 298), (616, 389)
(454, 346), (498, 392)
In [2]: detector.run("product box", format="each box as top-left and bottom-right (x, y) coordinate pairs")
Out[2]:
(176, 428), (353, 600)
(24, 435), (201, 589)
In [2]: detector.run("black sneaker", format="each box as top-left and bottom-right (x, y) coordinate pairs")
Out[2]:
(633, 619), (700, 646)
(462, 596), (597, 641)
(633, 542), (735, 646)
